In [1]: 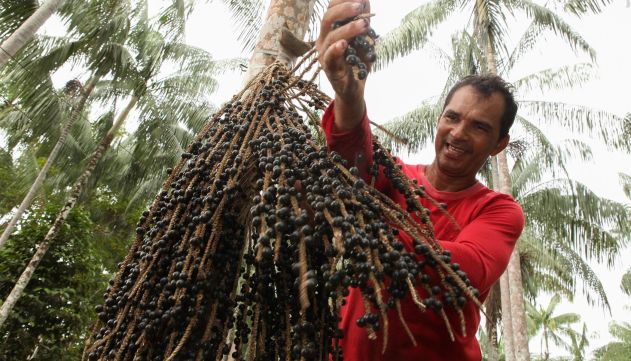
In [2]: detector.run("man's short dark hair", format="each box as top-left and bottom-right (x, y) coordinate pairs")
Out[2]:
(442, 75), (518, 139)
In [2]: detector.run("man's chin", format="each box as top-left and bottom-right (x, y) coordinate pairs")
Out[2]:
(437, 157), (474, 177)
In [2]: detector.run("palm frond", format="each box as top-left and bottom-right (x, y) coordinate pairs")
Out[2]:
(0, 0), (39, 40)
(375, 0), (460, 70)
(513, 0), (596, 60)
(373, 102), (441, 154)
(559, 0), (614, 16)
(505, 20), (546, 72)
(223, 0), (265, 52)
(620, 172), (631, 201)
(513, 63), (595, 94)
(518, 100), (629, 151)
(471, 0), (511, 72)
(438, 31), (485, 100)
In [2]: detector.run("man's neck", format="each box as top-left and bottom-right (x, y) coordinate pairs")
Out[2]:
(425, 161), (478, 193)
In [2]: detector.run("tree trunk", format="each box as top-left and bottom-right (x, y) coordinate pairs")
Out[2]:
(485, 158), (502, 361)
(543, 328), (549, 360)
(500, 272), (516, 361)
(0, 0), (65, 70)
(26, 335), (43, 360)
(0, 77), (97, 251)
(496, 149), (530, 361)
(484, 282), (501, 361)
(505, 243), (530, 361)
(485, 28), (530, 359)
(244, 0), (316, 82)
(0, 95), (138, 330)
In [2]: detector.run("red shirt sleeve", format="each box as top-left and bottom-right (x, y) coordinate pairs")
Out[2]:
(438, 196), (524, 294)
(321, 101), (374, 181)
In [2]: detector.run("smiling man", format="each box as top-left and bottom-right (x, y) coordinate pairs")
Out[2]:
(316, 1), (525, 360)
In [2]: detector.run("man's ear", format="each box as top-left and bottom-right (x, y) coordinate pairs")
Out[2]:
(491, 135), (509, 156)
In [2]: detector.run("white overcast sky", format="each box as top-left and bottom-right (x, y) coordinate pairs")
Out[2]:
(41, 0), (630, 357)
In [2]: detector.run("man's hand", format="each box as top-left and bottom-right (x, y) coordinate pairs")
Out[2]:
(316, 0), (372, 131)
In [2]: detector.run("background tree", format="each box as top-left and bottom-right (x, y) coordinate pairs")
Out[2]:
(526, 294), (582, 360)
(593, 322), (631, 361)
(0, 1), (224, 330)
(0, 0), (64, 69)
(0, 0), (135, 249)
(0, 199), (130, 360)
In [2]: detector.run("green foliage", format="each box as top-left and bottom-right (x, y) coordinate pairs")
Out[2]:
(526, 294), (583, 360)
(0, 201), (117, 360)
(0, 147), (21, 214)
(593, 322), (631, 361)
(559, 0), (614, 16)
(621, 268), (631, 297)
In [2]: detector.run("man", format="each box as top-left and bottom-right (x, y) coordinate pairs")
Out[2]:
(316, 1), (525, 360)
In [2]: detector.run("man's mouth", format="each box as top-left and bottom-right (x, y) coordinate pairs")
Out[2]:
(445, 142), (467, 158)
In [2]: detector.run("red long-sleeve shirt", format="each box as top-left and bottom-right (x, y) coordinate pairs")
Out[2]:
(322, 103), (524, 361)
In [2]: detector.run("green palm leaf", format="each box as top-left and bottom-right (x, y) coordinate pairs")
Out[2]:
(511, 0), (596, 60)
(375, 0), (460, 70)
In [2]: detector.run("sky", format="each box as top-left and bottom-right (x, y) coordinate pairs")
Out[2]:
(39, 0), (630, 358)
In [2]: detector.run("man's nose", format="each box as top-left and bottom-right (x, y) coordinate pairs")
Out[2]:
(449, 122), (468, 141)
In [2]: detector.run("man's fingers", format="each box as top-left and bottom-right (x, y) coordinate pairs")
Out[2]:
(321, 1), (365, 37)
(321, 39), (349, 77)
(319, 18), (368, 56)
(327, 0), (363, 10)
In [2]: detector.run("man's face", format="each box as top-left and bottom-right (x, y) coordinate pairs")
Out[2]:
(434, 85), (509, 179)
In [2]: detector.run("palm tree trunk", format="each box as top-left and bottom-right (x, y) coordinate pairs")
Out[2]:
(486, 159), (503, 361)
(244, 0), (316, 82)
(0, 0), (65, 70)
(485, 30), (531, 359)
(500, 272), (516, 361)
(543, 328), (549, 360)
(484, 282), (501, 361)
(0, 77), (97, 251)
(492, 156), (516, 361)
(497, 148), (530, 361)
(0, 95), (138, 330)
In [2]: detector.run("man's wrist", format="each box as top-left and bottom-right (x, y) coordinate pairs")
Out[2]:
(333, 93), (366, 132)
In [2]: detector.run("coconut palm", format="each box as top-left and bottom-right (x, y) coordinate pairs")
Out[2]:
(526, 294), (582, 360)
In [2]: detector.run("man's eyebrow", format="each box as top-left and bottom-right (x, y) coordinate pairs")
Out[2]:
(443, 109), (459, 117)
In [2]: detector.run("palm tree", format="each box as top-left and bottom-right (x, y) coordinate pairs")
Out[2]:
(243, 0), (317, 81)
(561, 323), (589, 361)
(0, 3), (224, 329)
(526, 294), (581, 360)
(593, 322), (631, 361)
(0, 0), (65, 69)
(0, 0), (136, 250)
(513, 139), (630, 305)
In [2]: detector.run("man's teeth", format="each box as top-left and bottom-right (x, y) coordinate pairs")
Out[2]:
(448, 144), (465, 153)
